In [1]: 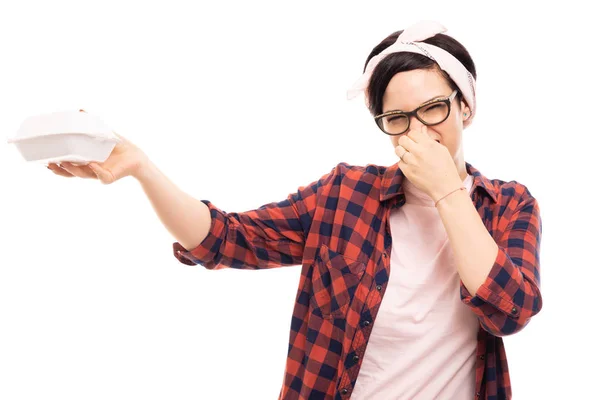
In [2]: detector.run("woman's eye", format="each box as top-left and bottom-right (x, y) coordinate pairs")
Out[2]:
(424, 103), (443, 111)
(387, 116), (408, 125)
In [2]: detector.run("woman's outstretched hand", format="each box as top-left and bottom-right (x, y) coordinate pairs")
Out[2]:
(47, 132), (148, 184)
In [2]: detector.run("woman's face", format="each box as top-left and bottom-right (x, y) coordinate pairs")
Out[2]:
(381, 68), (470, 166)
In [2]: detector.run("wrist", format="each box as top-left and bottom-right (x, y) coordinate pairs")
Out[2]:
(434, 185), (468, 207)
(431, 179), (463, 203)
(132, 154), (155, 184)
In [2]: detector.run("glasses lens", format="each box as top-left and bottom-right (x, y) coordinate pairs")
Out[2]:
(417, 101), (449, 125)
(377, 113), (409, 135)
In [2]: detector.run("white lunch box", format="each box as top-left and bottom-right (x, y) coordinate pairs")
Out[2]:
(7, 110), (120, 164)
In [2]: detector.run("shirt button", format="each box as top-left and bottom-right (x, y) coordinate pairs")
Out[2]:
(511, 307), (517, 314)
(362, 320), (371, 327)
(376, 285), (382, 291)
(341, 388), (348, 395)
(479, 355), (484, 360)
(476, 392), (481, 397)
(353, 355), (359, 362)
(382, 253), (387, 258)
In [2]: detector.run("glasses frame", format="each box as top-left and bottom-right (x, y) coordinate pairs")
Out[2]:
(373, 89), (458, 136)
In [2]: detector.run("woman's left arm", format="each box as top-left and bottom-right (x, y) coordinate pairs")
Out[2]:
(436, 188), (543, 336)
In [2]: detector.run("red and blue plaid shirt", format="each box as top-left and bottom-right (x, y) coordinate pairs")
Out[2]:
(174, 161), (542, 400)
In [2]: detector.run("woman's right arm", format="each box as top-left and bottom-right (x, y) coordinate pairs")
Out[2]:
(133, 157), (336, 270)
(52, 132), (336, 270)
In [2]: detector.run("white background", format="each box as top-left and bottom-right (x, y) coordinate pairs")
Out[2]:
(0, 1), (597, 399)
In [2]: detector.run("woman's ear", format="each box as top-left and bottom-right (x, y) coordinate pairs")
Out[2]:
(461, 101), (471, 121)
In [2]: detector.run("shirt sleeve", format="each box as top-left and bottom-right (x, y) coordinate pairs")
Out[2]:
(172, 166), (337, 270)
(460, 195), (543, 336)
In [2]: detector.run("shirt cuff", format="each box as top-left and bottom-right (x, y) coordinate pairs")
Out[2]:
(172, 200), (225, 268)
(460, 246), (521, 318)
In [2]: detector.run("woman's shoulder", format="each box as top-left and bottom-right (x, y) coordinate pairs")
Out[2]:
(467, 162), (538, 205)
(330, 161), (384, 176)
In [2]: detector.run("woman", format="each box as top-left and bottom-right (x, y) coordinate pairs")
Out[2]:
(48, 20), (542, 400)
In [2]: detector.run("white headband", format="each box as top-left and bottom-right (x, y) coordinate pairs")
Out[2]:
(347, 20), (476, 127)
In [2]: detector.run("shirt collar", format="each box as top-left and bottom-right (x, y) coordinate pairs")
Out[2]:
(379, 161), (498, 203)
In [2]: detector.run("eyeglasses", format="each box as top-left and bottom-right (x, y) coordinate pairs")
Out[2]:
(374, 89), (458, 136)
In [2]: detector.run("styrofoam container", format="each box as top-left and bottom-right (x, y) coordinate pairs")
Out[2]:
(7, 110), (120, 164)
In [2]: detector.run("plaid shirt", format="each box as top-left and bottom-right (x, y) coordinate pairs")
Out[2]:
(173, 161), (542, 400)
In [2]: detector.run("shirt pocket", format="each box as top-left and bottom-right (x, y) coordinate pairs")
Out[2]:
(310, 243), (367, 319)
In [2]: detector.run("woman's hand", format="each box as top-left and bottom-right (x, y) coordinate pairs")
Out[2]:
(47, 132), (148, 184)
(395, 125), (463, 202)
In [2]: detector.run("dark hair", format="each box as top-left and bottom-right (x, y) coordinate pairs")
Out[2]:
(364, 30), (477, 116)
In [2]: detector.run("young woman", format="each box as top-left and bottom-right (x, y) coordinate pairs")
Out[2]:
(48, 20), (542, 400)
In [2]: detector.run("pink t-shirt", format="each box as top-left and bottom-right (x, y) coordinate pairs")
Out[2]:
(351, 173), (479, 400)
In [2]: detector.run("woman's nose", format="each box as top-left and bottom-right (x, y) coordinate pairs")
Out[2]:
(408, 115), (426, 132)
(409, 114), (425, 126)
